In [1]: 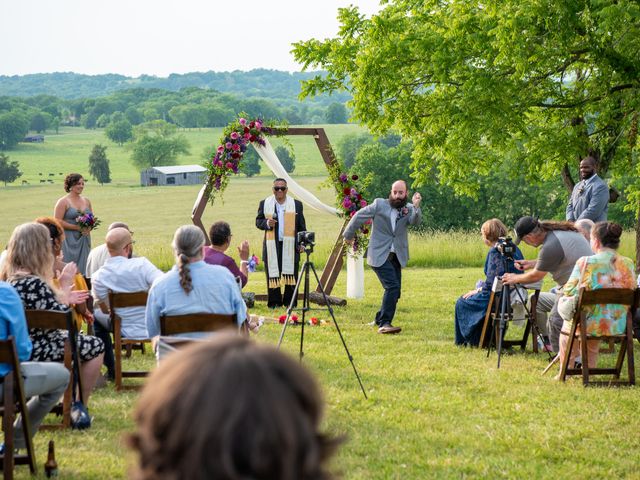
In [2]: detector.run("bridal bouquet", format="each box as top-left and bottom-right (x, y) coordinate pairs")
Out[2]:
(75, 211), (101, 231)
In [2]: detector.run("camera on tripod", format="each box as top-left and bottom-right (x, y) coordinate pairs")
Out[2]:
(297, 231), (315, 252)
(496, 236), (517, 260)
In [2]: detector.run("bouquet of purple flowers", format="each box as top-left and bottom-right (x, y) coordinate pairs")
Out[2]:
(75, 211), (101, 231)
(247, 255), (259, 273)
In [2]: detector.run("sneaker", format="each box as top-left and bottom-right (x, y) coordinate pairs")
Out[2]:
(71, 401), (92, 430)
(378, 324), (402, 334)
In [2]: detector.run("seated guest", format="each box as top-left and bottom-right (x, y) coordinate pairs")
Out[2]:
(0, 223), (104, 417)
(454, 219), (524, 346)
(92, 227), (162, 341)
(145, 226), (246, 352)
(35, 216), (94, 330)
(0, 281), (69, 450)
(129, 334), (340, 480)
(85, 221), (134, 380)
(502, 217), (593, 353)
(574, 218), (595, 242)
(85, 222), (134, 279)
(558, 221), (636, 373)
(204, 221), (250, 288)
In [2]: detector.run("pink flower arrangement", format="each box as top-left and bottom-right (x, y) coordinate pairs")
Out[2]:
(75, 211), (101, 231)
(206, 114), (275, 202)
(331, 169), (370, 256)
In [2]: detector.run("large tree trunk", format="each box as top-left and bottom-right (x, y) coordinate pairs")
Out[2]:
(561, 163), (575, 193)
(636, 208), (640, 275)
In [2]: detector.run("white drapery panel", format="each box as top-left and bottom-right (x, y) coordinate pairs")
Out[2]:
(252, 137), (364, 298)
(253, 139), (338, 216)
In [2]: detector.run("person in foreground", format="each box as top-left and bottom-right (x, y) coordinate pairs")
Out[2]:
(557, 222), (636, 373)
(0, 223), (105, 417)
(502, 217), (592, 353)
(54, 173), (95, 275)
(145, 226), (246, 357)
(0, 281), (69, 450)
(343, 180), (422, 334)
(454, 219), (524, 346)
(255, 178), (306, 309)
(129, 334), (340, 480)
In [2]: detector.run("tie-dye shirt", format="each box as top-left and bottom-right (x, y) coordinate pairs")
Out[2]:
(563, 249), (636, 336)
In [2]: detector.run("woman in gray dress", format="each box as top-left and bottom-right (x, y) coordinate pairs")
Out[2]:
(54, 173), (94, 275)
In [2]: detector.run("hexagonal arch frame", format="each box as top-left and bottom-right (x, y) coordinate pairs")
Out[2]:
(191, 127), (348, 301)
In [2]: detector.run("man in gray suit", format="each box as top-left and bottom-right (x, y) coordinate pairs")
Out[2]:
(344, 180), (422, 334)
(566, 156), (608, 222)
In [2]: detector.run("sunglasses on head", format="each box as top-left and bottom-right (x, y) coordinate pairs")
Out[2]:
(273, 186), (287, 191)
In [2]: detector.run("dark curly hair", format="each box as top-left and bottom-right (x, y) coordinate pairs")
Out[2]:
(209, 221), (232, 247)
(129, 335), (341, 480)
(64, 173), (84, 193)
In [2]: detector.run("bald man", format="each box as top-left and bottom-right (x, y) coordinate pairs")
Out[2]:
(91, 228), (162, 378)
(85, 222), (134, 279)
(343, 180), (422, 334)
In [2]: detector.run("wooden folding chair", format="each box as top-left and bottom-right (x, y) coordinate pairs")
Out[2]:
(0, 337), (37, 479)
(24, 309), (79, 429)
(108, 290), (151, 391)
(559, 287), (638, 386)
(479, 279), (541, 352)
(159, 313), (238, 351)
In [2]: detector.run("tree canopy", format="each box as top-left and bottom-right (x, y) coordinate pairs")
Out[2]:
(88, 144), (111, 185)
(130, 120), (190, 169)
(0, 153), (22, 185)
(293, 1), (640, 200)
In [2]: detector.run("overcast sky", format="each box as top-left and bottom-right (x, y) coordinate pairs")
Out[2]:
(0, 0), (381, 77)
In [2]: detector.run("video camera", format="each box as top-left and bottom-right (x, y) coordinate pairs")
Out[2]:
(297, 231), (315, 252)
(496, 236), (517, 260)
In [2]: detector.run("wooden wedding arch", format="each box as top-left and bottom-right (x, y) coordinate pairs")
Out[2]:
(191, 127), (348, 304)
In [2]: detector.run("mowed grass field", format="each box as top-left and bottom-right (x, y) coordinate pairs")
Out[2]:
(1, 126), (639, 478)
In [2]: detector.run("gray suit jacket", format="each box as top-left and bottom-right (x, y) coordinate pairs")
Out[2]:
(565, 174), (608, 222)
(343, 198), (422, 268)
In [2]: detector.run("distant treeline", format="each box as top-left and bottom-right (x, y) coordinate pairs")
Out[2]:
(0, 71), (351, 150)
(0, 69), (350, 103)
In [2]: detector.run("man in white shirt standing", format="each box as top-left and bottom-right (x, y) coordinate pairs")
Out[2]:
(91, 228), (162, 374)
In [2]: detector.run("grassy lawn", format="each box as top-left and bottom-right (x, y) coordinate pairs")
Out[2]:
(9, 267), (640, 479)
(2, 127), (639, 478)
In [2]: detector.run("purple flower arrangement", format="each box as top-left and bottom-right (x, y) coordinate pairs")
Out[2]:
(332, 168), (371, 256)
(75, 211), (101, 231)
(206, 115), (272, 201)
(247, 254), (259, 273)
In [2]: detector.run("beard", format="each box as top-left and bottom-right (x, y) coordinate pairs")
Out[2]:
(388, 195), (407, 209)
(580, 171), (595, 180)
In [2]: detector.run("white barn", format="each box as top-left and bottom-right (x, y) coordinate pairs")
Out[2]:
(140, 165), (207, 186)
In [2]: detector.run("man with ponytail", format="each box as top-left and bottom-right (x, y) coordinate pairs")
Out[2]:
(502, 217), (592, 353)
(145, 226), (246, 350)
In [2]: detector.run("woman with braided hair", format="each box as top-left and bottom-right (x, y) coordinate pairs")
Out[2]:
(145, 226), (247, 358)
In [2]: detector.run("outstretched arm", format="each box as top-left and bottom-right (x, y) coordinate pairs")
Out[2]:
(343, 200), (377, 241)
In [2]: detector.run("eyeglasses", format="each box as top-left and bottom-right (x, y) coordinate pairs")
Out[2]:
(273, 186), (287, 192)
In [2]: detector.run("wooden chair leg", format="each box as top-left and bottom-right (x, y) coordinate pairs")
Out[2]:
(560, 321), (578, 381)
(580, 324), (589, 386)
(626, 314), (636, 385)
(3, 373), (15, 480)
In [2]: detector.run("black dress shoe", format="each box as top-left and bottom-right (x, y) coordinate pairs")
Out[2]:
(378, 324), (401, 334)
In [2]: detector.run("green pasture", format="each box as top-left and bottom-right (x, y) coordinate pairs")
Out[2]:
(7, 267), (640, 479)
(2, 126), (640, 478)
(3, 124), (366, 184)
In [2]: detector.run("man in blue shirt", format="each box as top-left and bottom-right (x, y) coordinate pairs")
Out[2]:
(0, 282), (69, 449)
(566, 156), (609, 222)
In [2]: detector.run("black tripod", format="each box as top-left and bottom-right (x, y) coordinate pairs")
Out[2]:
(486, 256), (551, 368)
(277, 244), (368, 399)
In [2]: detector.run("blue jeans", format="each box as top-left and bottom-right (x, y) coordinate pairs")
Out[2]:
(371, 253), (402, 327)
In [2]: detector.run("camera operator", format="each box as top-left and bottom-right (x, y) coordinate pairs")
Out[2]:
(344, 180), (422, 334)
(502, 216), (592, 353)
(256, 178), (306, 309)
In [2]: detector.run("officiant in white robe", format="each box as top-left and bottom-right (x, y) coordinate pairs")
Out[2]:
(256, 178), (307, 309)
